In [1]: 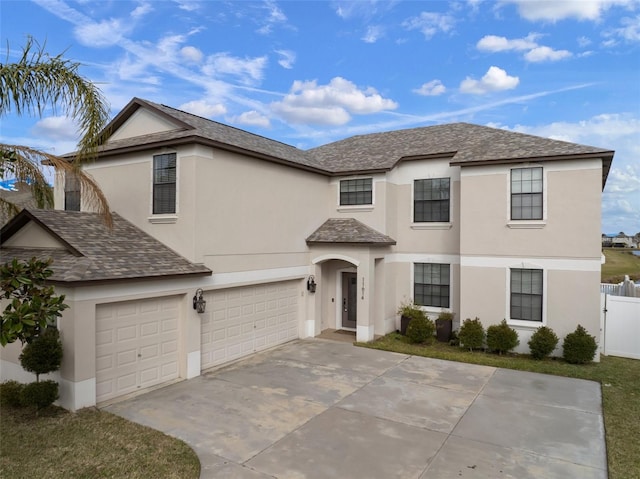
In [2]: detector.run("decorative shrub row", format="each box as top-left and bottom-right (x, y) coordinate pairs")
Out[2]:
(0, 380), (59, 410)
(457, 319), (598, 363)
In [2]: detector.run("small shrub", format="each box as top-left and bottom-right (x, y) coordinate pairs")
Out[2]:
(449, 330), (460, 347)
(458, 317), (485, 351)
(486, 320), (519, 355)
(19, 327), (63, 381)
(528, 326), (559, 360)
(0, 380), (25, 407)
(563, 324), (598, 364)
(20, 380), (59, 411)
(406, 316), (435, 344)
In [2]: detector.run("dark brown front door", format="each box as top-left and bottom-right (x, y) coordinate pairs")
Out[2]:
(341, 272), (357, 329)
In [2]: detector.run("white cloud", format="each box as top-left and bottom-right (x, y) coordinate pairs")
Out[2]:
(477, 33), (539, 52)
(614, 14), (640, 41)
(503, 0), (634, 22)
(256, 0), (288, 34)
(402, 12), (455, 39)
(228, 110), (271, 128)
(202, 53), (267, 85)
(180, 46), (204, 63)
(477, 33), (573, 62)
(30, 116), (78, 141)
(271, 77), (398, 125)
(174, 0), (200, 12)
(179, 100), (227, 118)
(362, 25), (384, 43)
(524, 46), (572, 62)
(131, 2), (153, 19)
(577, 36), (592, 47)
(460, 66), (519, 94)
(413, 80), (446, 96)
(74, 18), (125, 47)
(275, 50), (296, 69)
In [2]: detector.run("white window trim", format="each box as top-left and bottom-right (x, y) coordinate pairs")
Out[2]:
(411, 177), (453, 229)
(505, 264), (547, 327)
(337, 176), (375, 209)
(410, 262), (453, 315)
(507, 164), (547, 227)
(149, 151), (179, 222)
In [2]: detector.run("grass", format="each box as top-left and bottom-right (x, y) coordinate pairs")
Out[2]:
(602, 248), (640, 283)
(0, 404), (200, 479)
(359, 333), (640, 479)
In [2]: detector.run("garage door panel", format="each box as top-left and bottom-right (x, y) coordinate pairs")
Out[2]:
(96, 296), (180, 404)
(201, 280), (299, 370)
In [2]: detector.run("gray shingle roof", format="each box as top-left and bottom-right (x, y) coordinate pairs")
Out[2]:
(0, 209), (211, 285)
(307, 122), (614, 173)
(85, 98), (613, 185)
(306, 218), (396, 246)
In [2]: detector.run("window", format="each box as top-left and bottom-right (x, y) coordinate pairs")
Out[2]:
(153, 153), (176, 214)
(511, 167), (542, 220)
(510, 268), (543, 321)
(414, 263), (450, 308)
(414, 178), (450, 222)
(340, 178), (372, 206)
(64, 172), (80, 211)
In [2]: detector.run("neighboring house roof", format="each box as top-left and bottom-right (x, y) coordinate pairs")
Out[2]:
(0, 181), (41, 226)
(71, 97), (614, 187)
(0, 209), (212, 285)
(306, 218), (396, 246)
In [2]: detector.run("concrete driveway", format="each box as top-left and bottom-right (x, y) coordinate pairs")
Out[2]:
(105, 339), (607, 479)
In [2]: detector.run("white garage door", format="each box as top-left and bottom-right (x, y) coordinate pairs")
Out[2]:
(96, 296), (180, 404)
(201, 281), (299, 370)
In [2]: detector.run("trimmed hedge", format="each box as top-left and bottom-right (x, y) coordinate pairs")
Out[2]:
(563, 325), (598, 364)
(458, 317), (485, 351)
(528, 326), (559, 360)
(0, 380), (25, 407)
(486, 320), (519, 355)
(20, 380), (59, 411)
(406, 316), (435, 344)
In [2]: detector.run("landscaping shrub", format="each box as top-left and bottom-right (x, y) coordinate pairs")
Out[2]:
(406, 316), (435, 344)
(458, 317), (485, 351)
(486, 320), (519, 354)
(19, 327), (63, 381)
(562, 324), (598, 364)
(528, 326), (559, 360)
(20, 380), (59, 411)
(0, 380), (25, 407)
(449, 330), (460, 347)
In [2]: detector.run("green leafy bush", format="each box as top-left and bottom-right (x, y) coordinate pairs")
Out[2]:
(20, 380), (58, 410)
(0, 380), (25, 407)
(563, 324), (598, 364)
(528, 326), (559, 360)
(486, 320), (519, 354)
(458, 317), (485, 351)
(19, 327), (63, 381)
(406, 316), (435, 344)
(449, 330), (460, 346)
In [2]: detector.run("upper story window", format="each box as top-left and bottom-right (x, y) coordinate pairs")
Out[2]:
(511, 167), (542, 220)
(340, 178), (372, 206)
(414, 178), (450, 222)
(153, 153), (176, 215)
(510, 268), (543, 322)
(64, 172), (80, 211)
(414, 263), (450, 308)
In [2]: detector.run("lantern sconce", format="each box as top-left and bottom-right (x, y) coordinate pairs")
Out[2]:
(193, 288), (206, 313)
(307, 275), (317, 293)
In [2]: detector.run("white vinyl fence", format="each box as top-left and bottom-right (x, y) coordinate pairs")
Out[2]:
(600, 292), (640, 360)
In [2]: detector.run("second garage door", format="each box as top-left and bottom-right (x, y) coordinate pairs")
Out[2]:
(200, 280), (299, 370)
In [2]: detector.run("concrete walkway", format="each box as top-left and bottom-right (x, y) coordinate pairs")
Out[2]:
(105, 339), (607, 479)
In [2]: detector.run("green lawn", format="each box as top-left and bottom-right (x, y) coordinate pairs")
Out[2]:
(359, 334), (640, 479)
(602, 248), (640, 283)
(0, 405), (200, 479)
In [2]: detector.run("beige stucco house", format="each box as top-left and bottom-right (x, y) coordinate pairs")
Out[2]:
(1, 98), (614, 410)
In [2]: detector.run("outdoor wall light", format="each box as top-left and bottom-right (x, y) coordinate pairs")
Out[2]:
(193, 288), (206, 313)
(307, 275), (317, 293)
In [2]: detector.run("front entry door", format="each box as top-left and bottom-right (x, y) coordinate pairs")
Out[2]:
(341, 272), (357, 329)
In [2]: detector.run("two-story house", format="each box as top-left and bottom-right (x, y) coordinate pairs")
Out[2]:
(0, 97), (613, 410)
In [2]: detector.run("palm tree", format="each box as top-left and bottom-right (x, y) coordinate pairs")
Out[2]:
(1, 37), (112, 225)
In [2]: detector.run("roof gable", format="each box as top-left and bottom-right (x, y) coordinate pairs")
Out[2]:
(306, 218), (396, 246)
(109, 106), (187, 142)
(1, 209), (211, 285)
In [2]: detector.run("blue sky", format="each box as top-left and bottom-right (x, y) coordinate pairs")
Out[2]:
(1, 0), (639, 235)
